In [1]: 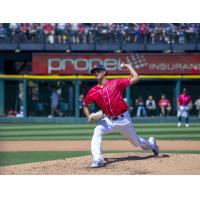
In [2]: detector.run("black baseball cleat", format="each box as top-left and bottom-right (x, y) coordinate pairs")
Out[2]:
(149, 137), (160, 156)
(152, 146), (159, 156)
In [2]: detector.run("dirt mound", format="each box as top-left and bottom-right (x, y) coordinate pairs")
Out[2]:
(1, 152), (200, 175)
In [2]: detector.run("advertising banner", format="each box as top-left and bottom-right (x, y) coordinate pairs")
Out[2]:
(32, 53), (200, 75)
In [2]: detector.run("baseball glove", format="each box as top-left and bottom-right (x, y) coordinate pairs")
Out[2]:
(88, 110), (104, 123)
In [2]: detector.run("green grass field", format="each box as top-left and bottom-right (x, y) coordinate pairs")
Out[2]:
(0, 123), (200, 167)
(0, 151), (90, 167)
(0, 123), (200, 141)
(1, 150), (200, 167)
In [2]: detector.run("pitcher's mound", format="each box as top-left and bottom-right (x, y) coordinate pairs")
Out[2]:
(1, 152), (200, 175)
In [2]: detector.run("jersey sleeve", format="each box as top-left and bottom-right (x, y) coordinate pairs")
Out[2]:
(82, 89), (94, 106)
(117, 78), (131, 91)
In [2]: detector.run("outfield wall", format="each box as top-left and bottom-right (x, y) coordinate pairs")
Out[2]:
(1, 75), (200, 118)
(0, 116), (200, 124)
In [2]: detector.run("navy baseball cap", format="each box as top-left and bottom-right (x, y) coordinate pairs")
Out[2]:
(90, 64), (106, 74)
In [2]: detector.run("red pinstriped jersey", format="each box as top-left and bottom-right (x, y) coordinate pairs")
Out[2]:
(178, 94), (192, 106)
(83, 78), (131, 117)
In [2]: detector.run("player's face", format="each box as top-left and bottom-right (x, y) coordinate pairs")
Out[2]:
(93, 69), (106, 80)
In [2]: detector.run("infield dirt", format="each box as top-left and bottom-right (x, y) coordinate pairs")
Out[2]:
(0, 152), (200, 175)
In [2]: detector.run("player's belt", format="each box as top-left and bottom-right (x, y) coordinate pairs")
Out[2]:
(108, 114), (124, 121)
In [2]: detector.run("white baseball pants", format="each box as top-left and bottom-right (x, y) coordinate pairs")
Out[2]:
(91, 111), (155, 161)
(177, 106), (189, 118)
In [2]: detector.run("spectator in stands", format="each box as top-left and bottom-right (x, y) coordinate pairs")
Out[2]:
(86, 23), (94, 43)
(37, 24), (44, 41)
(186, 23), (196, 42)
(177, 25), (185, 44)
(29, 23), (41, 42)
(146, 95), (156, 116)
(134, 24), (142, 43)
(78, 24), (86, 43)
(19, 23), (30, 41)
(43, 23), (55, 44)
(150, 24), (157, 43)
(163, 24), (171, 44)
(0, 24), (7, 40)
(159, 94), (171, 117)
(9, 23), (19, 42)
(155, 24), (163, 43)
(56, 23), (66, 43)
(135, 96), (147, 117)
(70, 23), (79, 43)
(194, 96), (200, 117)
(62, 29), (68, 44)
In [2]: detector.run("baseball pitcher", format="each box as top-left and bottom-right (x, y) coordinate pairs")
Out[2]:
(177, 88), (192, 127)
(83, 63), (159, 168)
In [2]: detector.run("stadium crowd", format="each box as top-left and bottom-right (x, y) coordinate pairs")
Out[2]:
(0, 23), (200, 44)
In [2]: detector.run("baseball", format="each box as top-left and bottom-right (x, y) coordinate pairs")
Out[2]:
(120, 63), (126, 69)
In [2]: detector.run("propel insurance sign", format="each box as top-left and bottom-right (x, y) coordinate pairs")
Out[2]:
(32, 53), (200, 75)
